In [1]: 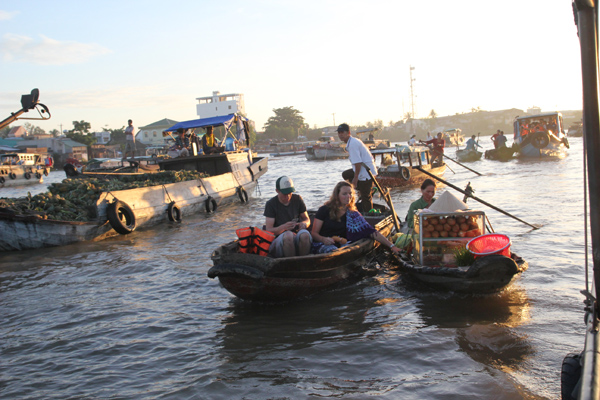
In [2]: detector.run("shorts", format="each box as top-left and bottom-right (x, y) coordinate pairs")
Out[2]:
(125, 141), (136, 152)
(269, 229), (312, 257)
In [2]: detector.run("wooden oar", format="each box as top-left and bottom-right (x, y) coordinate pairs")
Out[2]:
(361, 163), (401, 231)
(415, 166), (540, 230)
(443, 153), (483, 176)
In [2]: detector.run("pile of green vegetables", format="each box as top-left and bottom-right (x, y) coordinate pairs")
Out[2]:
(0, 170), (207, 222)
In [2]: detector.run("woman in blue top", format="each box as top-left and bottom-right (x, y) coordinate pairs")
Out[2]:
(311, 181), (400, 254)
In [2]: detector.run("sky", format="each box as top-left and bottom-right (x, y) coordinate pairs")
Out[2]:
(0, 1), (584, 134)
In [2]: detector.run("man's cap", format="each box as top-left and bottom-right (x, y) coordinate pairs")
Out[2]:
(276, 176), (295, 194)
(410, 134), (416, 138)
(336, 123), (350, 133)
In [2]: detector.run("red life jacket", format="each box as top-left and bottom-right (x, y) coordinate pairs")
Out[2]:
(235, 227), (275, 256)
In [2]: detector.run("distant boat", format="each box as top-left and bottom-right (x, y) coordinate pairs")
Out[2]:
(455, 148), (482, 162)
(513, 112), (569, 158)
(372, 145), (446, 188)
(305, 136), (347, 161)
(567, 121), (583, 137)
(0, 153), (49, 188)
(443, 128), (465, 146)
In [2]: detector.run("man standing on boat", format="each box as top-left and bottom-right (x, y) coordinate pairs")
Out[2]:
(124, 119), (136, 159)
(264, 176), (312, 257)
(491, 129), (501, 149)
(337, 123), (377, 213)
(421, 132), (445, 166)
(496, 131), (508, 148)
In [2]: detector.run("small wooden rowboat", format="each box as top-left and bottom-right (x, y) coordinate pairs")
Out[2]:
(208, 214), (395, 302)
(455, 149), (482, 162)
(393, 252), (528, 294)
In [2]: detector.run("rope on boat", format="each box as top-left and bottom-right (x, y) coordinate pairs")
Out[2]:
(162, 184), (174, 204)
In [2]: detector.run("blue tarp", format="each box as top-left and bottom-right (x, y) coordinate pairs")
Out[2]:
(163, 114), (247, 134)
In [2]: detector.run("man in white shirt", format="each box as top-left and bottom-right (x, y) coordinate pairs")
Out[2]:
(124, 119), (136, 159)
(337, 123), (377, 213)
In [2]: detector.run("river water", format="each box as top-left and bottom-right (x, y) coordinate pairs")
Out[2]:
(0, 138), (590, 399)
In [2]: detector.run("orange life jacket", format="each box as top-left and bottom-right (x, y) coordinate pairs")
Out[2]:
(236, 227), (254, 254)
(236, 227), (275, 256)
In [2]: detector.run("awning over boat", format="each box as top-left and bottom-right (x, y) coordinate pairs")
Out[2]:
(163, 114), (247, 136)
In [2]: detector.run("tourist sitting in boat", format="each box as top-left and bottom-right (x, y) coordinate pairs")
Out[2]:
(202, 126), (225, 155)
(464, 135), (482, 151)
(420, 132), (445, 166)
(408, 134), (417, 146)
(174, 129), (190, 157)
(406, 179), (436, 231)
(311, 181), (400, 254)
(264, 176), (312, 257)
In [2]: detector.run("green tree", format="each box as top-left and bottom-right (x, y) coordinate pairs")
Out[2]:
(72, 120), (91, 134)
(264, 106), (305, 141)
(0, 125), (11, 138)
(66, 120), (96, 146)
(428, 109), (437, 119)
(24, 122), (46, 135)
(48, 129), (60, 137)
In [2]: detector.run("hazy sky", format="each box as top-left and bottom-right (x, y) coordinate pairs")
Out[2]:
(0, 1), (583, 133)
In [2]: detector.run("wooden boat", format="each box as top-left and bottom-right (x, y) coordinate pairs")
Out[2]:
(0, 114), (269, 252)
(567, 121), (583, 137)
(513, 112), (569, 158)
(356, 128), (391, 150)
(208, 212), (395, 302)
(394, 253), (528, 294)
(0, 153), (50, 187)
(484, 145), (517, 161)
(305, 136), (347, 160)
(371, 145), (446, 188)
(455, 148), (482, 162)
(268, 141), (313, 157)
(443, 128), (465, 146)
(395, 210), (528, 294)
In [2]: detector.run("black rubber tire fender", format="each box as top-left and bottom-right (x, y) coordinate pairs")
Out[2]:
(531, 131), (550, 149)
(0, 176), (4, 184)
(64, 163), (79, 177)
(400, 166), (411, 181)
(237, 187), (249, 203)
(107, 200), (136, 235)
(24, 172), (31, 180)
(35, 172), (42, 179)
(167, 201), (182, 222)
(205, 196), (217, 213)
(561, 353), (581, 400)
(8, 172), (16, 180)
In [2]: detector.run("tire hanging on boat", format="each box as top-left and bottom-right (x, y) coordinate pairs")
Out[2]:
(35, 172), (42, 179)
(400, 166), (411, 181)
(107, 200), (136, 235)
(530, 131), (550, 149)
(167, 201), (182, 222)
(24, 172), (31, 180)
(205, 196), (217, 213)
(561, 353), (581, 400)
(8, 172), (16, 180)
(0, 176), (5, 184)
(237, 187), (249, 203)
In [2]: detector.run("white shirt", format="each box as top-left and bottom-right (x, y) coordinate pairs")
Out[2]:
(346, 136), (377, 180)
(125, 125), (135, 142)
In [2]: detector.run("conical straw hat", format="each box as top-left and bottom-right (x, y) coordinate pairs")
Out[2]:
(427, 191), (469, 213)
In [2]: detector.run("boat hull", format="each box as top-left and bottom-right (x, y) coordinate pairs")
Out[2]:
(377, 165), (446, 188)
(306, 147), (348, 161)
(484, 146), (516, 161)
(208, 215), (394, 301)
(395, 253), (528, 294)
(517, 142), (568, 158)
(455, 149), (482, 162)
(0, 165), (45, 188)
(0, 153), (268, 251)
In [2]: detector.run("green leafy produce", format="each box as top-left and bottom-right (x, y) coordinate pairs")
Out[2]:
(0, 171), (208, 222)
(452, 246), (476, 266)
